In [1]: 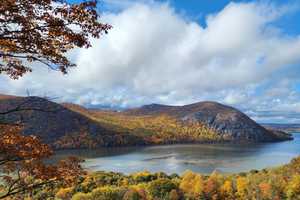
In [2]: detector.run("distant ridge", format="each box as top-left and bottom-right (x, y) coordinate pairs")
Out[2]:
(262, 123), (300, 133)
(0, 94), (19, 100)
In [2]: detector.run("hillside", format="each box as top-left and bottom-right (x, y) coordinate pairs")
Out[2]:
(0, 94), (19, 100)
(125, 102), (293, 142)
(0, 95), (292, 149)
(0, 96), (145, 149)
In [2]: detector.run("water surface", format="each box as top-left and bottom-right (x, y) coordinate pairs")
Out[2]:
(54, 133), (300, 174)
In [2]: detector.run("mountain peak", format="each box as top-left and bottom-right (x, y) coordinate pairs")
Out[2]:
(125, 101), (292, 142)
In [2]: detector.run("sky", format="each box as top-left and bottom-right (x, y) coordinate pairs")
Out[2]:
(1, 0), (300, 123)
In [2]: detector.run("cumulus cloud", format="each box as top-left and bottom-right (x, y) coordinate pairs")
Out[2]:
(1, 1), (300, 122)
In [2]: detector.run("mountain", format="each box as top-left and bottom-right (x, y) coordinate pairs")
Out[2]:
(0, 94), (19, 100)
(0, 96), (145, 149)
(0, 96), (292, 149)
(125, 101), (293, 142)
(262, 123), (300, 133)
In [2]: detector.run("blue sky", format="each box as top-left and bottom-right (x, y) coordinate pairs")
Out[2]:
(69, 0), (300, 36)
(69, 0), (300, 32)
(102, 0), (300, 33)
(1, 0), (300, 123)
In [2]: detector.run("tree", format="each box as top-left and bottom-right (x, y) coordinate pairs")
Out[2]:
(123, 189), (145, 200)
(71, 192), (92, 200)
(220, 180), (235, 200)
(0, 0), (111, 79)
(90, 186), (125, 200)
(203, 175), (219, 200)
(55, 187), (74, 200)
(0, 124), (85, 199)
(286, 175), (300, 200)
(148, 179), (177, 199)
(179, 170), (204, 199)
(0, 0), (110, 198)
(259, 182), (273, 200)
(236, 177), (249, 200)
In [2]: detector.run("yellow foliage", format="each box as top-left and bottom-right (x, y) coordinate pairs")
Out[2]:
(67, 107), (221, 146)
(220, 180), (234, 199)
(71, 192), (92, 200)
(56, 187), (74, 200)
(236, 177), (249, 200)
(132, 171), (151, 179)
(26, 156), (300, 200)
(286, 174), (300, 200)
(180, 170), (204, 198)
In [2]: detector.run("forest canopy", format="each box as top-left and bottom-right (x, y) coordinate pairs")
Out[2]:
(17, 156), (300, 200)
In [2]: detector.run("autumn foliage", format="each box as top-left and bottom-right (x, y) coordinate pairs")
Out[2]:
(0, 0), (110, 198)
(55, 106), (222, 149)
(27, 156), (300, 200)
(0, 0), (111, 79)
(0, 124), (85, 199)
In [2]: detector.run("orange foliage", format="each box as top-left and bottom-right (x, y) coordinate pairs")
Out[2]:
(0, 0), (111, 198)
(0, 0), (111, 79)
(203, 175), (219, 200)
(0, 125), (84, 199)
(259, 182), (273, 199)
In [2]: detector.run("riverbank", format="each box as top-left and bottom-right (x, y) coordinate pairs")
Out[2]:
(24, 156), (300, 200)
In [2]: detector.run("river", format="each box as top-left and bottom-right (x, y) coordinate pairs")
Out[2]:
(53, 133), (300, 174)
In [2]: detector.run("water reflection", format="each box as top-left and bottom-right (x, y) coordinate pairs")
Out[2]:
(53, 133), (300, 175)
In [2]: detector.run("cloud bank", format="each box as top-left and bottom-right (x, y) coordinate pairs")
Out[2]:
(1, 1), (300, 123)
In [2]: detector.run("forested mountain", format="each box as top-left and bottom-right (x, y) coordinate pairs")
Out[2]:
(125, 102), (292, 142)
(0, 95), (292, 149)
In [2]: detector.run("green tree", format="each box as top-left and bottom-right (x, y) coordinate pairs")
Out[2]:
(90, 186), (125, 200)
(148, 179), (177, 199)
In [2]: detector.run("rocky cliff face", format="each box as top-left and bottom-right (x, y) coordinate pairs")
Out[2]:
(126, 101), (293, 142)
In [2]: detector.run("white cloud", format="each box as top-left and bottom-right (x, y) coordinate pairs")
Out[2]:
(1, 1), (300, 122)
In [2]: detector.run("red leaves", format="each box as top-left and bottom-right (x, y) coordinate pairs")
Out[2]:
(0, 125), (53, 161)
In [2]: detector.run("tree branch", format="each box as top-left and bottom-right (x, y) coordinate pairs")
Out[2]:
(0, 180), (57, 199)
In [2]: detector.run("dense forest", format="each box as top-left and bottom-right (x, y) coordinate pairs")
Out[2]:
(3, 156), (299, 200)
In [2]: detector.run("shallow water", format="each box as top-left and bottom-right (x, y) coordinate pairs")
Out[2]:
(54, 133), (300, 174)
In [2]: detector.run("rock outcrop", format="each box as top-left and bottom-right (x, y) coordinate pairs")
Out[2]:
(126, 101), (293, 142)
